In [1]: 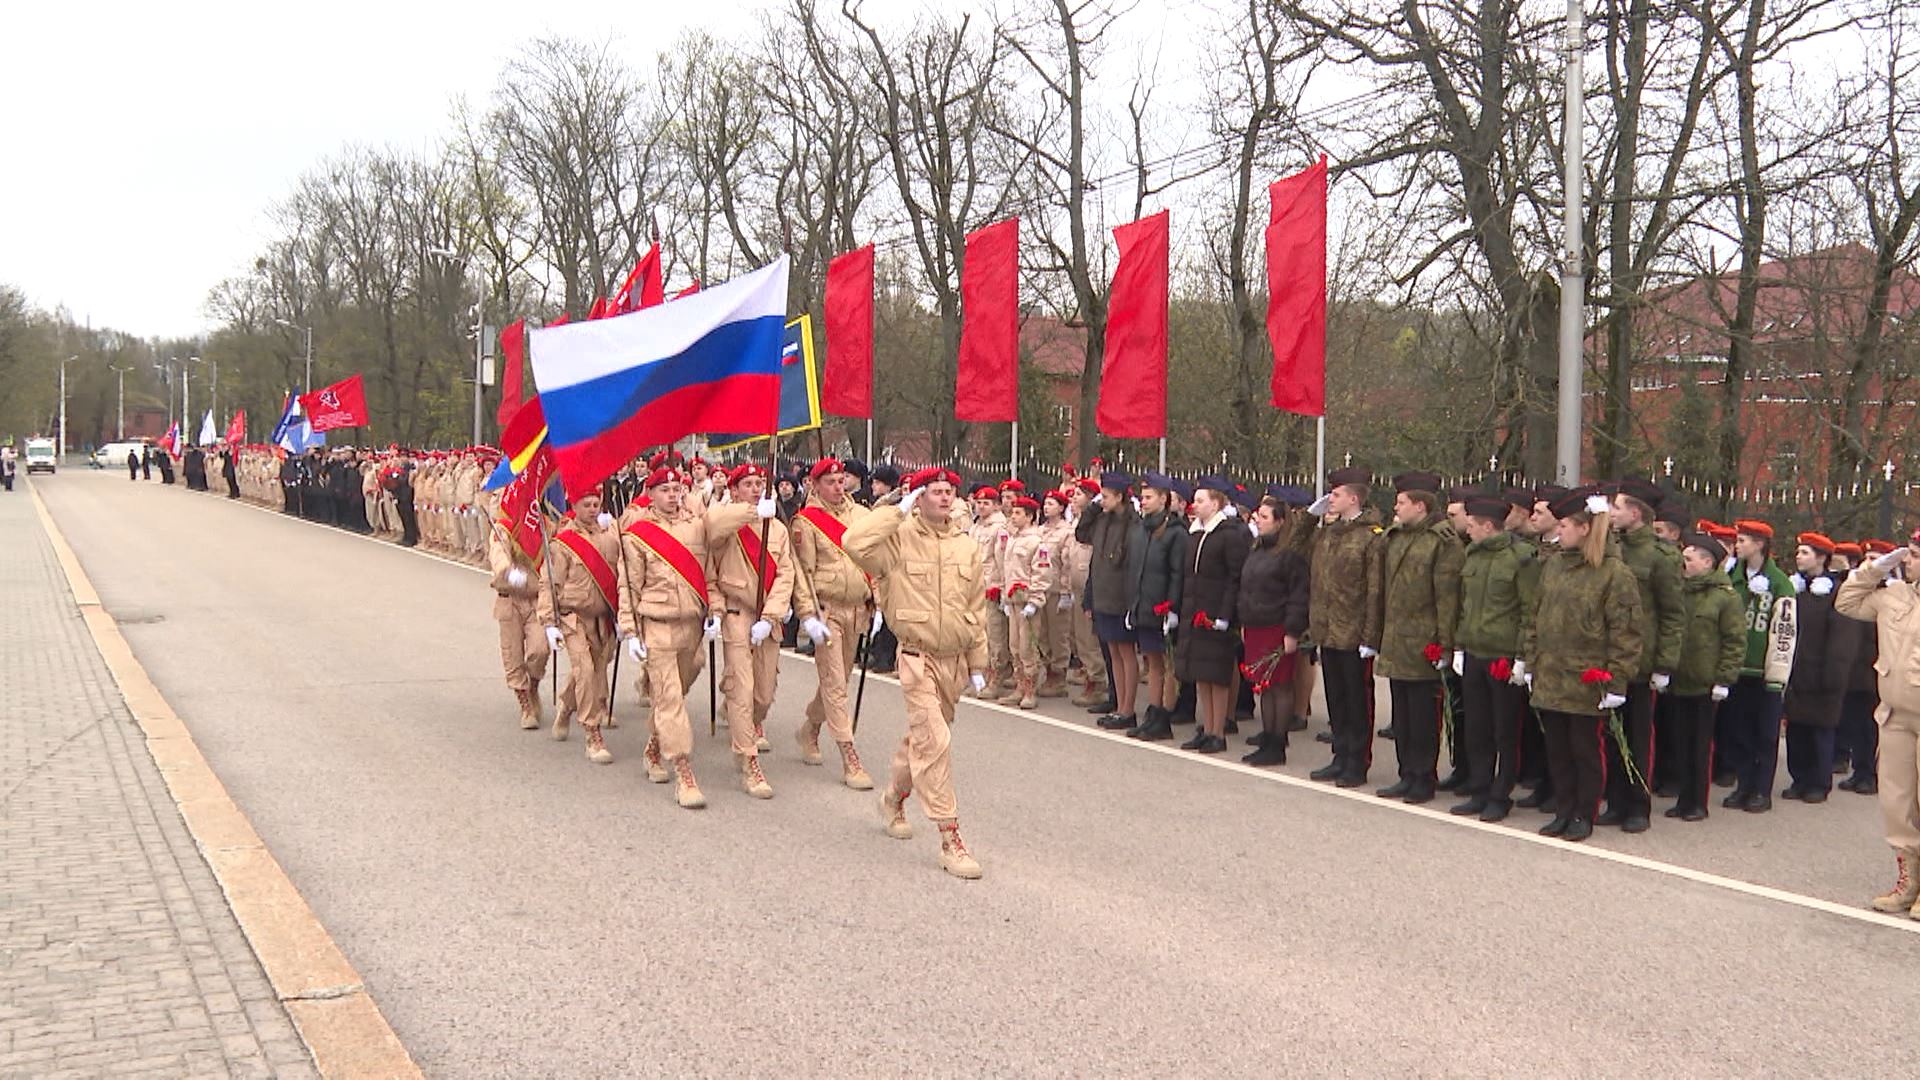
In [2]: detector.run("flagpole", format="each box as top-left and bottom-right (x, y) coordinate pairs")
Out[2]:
(1158, 437), (1166, 473)
(865, 418), (873, 467)
(1315, 415), (1327, 495)
(1010, 420), (1020, 483)
(537, 509), (562, 712)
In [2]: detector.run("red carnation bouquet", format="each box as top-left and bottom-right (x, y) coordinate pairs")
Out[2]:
(986, 587), (1002, 602)
(1581, 668), (1612, 685)
(1192, 610), (1213, 630)
(1583, 668), (1646, 791)
(1153, 600), (1173, 617)
(1489, 657), (1514, 682)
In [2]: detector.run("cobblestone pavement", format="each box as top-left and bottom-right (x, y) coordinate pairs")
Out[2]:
(0, 486), (317, 1079)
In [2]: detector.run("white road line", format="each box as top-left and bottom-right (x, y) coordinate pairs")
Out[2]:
(143, 484), (1920, 937)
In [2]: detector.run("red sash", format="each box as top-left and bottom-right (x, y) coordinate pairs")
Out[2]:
(555, 528), (617, 613)
(625, 519), (709, 607)
(795, 505), (872, 585)
(736, 524), (779, 596)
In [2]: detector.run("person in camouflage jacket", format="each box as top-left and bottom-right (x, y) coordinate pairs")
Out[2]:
(1601, 481), (1686, 833)
(1374, 472), (1464, 804)
(1664, 535), (1746, 820)
(1450, 498), (1539, 821)
(1295, 467), (1387, 787)
(1518, 490), (1645, 842)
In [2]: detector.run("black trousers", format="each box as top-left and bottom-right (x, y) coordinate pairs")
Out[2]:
(1461, 653), (1525, 801)
(1603, 681), (1655, 818)
(1322, 648), (1373, 777)
(1785, 724), (1837, 794)
(396, 499), (419, 547)
(1389, 678), (1441, 781)
(1651, 691), (1678, 791)
(1540, 709), (1605, 821)
(1838, 690), (1878, 784)
(1665, 694), (1717, 813)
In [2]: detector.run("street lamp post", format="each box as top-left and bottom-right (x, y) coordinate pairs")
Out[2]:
(59, 354), (75, 459)
(425, 246), (483, 446)
(109, 363), (134, 440)
(272, 318), (313, 394)
(190, 355), (214, 445)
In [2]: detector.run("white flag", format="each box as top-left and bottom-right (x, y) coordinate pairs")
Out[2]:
(197, 409), (217, 447)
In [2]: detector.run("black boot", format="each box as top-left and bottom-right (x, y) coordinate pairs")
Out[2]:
(1562, 816), (1594, 842)
(1309, 759), (1344, 782)
(1131, 710), (1176, 742)
(1243, 739), (1288, 766)
(1179, 729), (1209, 751)
(1376, 778), (1413, 799)
(1126, 706), (1162, 738)
(1247, 730), (1269, 748)
(1539, 815), (1572, 837)
(1436, 770), (1467, 793)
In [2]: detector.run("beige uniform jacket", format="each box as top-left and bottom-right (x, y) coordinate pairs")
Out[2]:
(536, 519), (621, 623)
(1000, 525), (1055, 607)
(791, 495), (872, 615)
(712, 514), (803, 623)
(846, 506), (989, 670)
(486, 521), (540, 598)
(615, 504), (719, 635)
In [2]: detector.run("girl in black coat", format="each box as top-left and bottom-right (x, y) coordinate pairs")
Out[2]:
(1236, 497), (1311, 765)
(1783, 534), (1860, 800)
(1176, 479), (1253, 754)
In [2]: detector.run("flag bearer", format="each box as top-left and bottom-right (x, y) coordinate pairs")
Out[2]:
(538, 487), (624, 765)
(710, 464), (800, 799)
(791, 457), (877, 790)
(487, 493), (549, 732)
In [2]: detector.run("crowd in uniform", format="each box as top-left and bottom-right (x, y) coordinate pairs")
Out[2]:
(175, 443), (1920, 905)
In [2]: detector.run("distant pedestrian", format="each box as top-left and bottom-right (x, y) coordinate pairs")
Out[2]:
(127, 449), (139, 481)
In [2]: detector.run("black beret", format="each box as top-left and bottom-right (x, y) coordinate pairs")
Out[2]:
(1327, 466), (1370, 489)
(1393, 471), (1443, 495)
(1464, 497), (1509, 522)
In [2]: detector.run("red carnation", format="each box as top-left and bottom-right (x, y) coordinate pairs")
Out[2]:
(1489, 657), (1514, 681)
(1580, 668), (1613, 685)
(1423, 643), (1445, 664)
(1153, 600), (1173, 617)
(1192, 610), (1212, 629)
(985, 587), (1002, 602)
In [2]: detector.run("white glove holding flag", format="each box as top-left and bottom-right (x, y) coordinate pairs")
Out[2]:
(1651, 672), (1670, 691)
(625, 637), (646, 661)
(756, 497), (778, 519)
(803, 616), (831, 643)
(702, 614), (722, 641)
(506, 568), (528, 588)
(545, 626), (564, 652)
(898, 486), (924, 517)
(870, 610), (884, 636)
(1598, 692), (1627, 711)
(750, 619), (773, 645)
(1711, 684), (1730, 702)
(970, 672), (987, 693)
(1211, 618), (1229, 632)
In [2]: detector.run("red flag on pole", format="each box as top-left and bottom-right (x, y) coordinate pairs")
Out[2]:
(1097, 210), (1170, 438)
(612, 244), (665, 314)
(224, 409), (247, 446)
(1265, 156), (1328, 417)
(956, 218), (1020, 422)
(298, 373), (370, 432)
(496, 320), (526, 428)
(673, 281), (701, 300)
(823, 244), (875, 418)
(497, 443), (556, 565)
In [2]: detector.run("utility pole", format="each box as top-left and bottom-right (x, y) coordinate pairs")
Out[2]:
(59, 355), (75, 459)
(109, 363), (134, 439)
(272, 318), (314, 393)
(1555, 0), (1586, 486)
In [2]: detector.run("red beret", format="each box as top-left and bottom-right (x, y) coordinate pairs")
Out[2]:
(1073, 477), (1100, 495)
(1866, 539), (1896, 555)
(729, 463), (768, 486)
(809, 457), (845, 481)
(1834, 542), (1863, 560)
(1001, 479), (1027, 492)
(908, 467), (962, 491)
(1010, 495), (1039, 513)
(645, 466), (685, 489)
(1043, 489), (1070, 504)
(1797, 532), (1835, 555)
(1734, 519), (1774, 540)
(972, 485), (1001, 500)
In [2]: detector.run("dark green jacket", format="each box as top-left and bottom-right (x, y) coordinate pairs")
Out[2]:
(1376, 513), (1464, 680)
(1520, 549), (1645, 715)
(1456, 531), (1537, 659)
(1672, 569), (1745, 697)
(1298, 509), (1387, 652)
(1730, 558), (1797, 685)
(1617, 525), (1685, 680)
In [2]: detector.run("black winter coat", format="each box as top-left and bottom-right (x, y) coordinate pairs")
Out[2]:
(1076, 500), (1146, 617)
(1237, 532), (1310, 633)
(1785, 573), (1860, 727)
(1130, 510), (1188, 625)
(1175, 514), (1253, 685)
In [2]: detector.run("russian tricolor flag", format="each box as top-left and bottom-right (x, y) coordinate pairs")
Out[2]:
(530, 257), (789, 497)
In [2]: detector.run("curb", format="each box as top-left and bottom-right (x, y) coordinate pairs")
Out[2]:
(29, 483), (422, 1079)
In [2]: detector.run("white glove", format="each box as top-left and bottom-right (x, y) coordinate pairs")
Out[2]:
(1508, 660), (1528, 687)
(1651, 672), (1670, 691)
(1598, 692), (1627, 711)
(1307, 494), (1333, 517)
(1748, 574), (1771, 594)
(1212, 619), (1229, 632)
(750, 619), (773, 645)
(596, 512), (614, 528)
(1163, 612), (1177, 634)
(1811, 576), (1834, 596)
(1722, 556), (1737, 573)
(625, 637), (646, 661)
(1791, 574), (1807, 594)
(1451, 651), (1464, 676)
(802, 616), (831, 643)
(970, 673), (987, 693)
(1711, 684), (1730, 702)
(756, 497), (777, 519)
(1524, 672), (1535, 689)
(1223, 504), (1239, 518)
(898, 486), (924, 517)
(1022, 603), (1037, 618)
(870, 610), (884, 636)
(506, 567), (527, 588)
(1874, 547), (1905, 571)
(545, 626), (564, 652)
(1001, 602), (1014, 617)
(1358, 645), (1378, 660)
(1057, 593), (1072, 611)
(702, 614), (722, 641)
(1124, 611), (1134, 630)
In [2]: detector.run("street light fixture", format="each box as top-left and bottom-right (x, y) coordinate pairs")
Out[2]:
(190, 355), (216, 445)
(272, 317), (314, 394)
(108, 362), (135, 440)
(59, 355), (76, 459)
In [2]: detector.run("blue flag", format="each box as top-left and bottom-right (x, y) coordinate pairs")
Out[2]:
(706, 315), (821, 450)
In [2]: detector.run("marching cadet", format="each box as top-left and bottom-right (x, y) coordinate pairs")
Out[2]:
(487, 490), (549, 731)
(1601, 479), (1685, 834)
(1836, 534), (1920, 916)
(1066, 479), (1110, 709)
(790, 457), (877, 791)
(709, 463), (797, 799)
(1036, 490), (1077, 698)
(538, 487), (624, 765)
(966, 485), (1012, 696)
(1782, 532), (1859, 802)
(1450, 497), (1538, 821)
(998, 494), (1053, 709)
(616, 465), (731, 809)
(1665, 533), (1746, 821)
(1719, 519), (1798, 813)
(1517, 489), (1644, 842)
(1374, 472), (1464, 804)
(1297, 466), (1387, 788)
(844, 467), (989, 879)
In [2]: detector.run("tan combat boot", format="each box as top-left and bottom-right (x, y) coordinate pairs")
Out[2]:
(584, 726), (613, 765)
(754, 721), (772, 753)
(796, 720), (824, 766)
(672, 757), (706, 809)
(514, 687), (541, 731)
(642, 736), (670, 783)
(741, 755), (773, 799)
(551, 704), (573, 741)
(1038, 672), (1068, 698)
(1872, 848), (1920, 913)
(936, 820), (983, 879)
(837, 741), (874, 790)
(1017, 677), (1038, 710)
(880, 788), (913, 839)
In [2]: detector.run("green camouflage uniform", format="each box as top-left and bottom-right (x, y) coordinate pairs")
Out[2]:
(1616, 524), (1685, 680)
(1672, 568), (1746, 696)
(1375, 513), (1465, 680)
(1520, 549), (1645, 715)
(1456, 531), (1539, 659)
(1298, 509), (1387, 652)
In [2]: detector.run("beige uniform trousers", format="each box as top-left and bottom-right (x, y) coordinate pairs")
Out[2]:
(1037, 598), (1071, 680)
(721, 610), (780, 756)
(1073, 606), (1107, 689)
(494, 594), (549, 692)
(643, 618), (705, 760)
(893, 650), (962, 821)
(1008, 606), (1040, 682)
(803, 603), (863, 744)
(560, 611), (612, 730)
(987, 606), (1012, 682)
(1878, 704), (1920, 851)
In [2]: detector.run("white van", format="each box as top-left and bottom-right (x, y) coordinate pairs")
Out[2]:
(24, 438), (57, 474)
(95, 441), (149, 469)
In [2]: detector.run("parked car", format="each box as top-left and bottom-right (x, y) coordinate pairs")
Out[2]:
(24, 438), (57, 474)
(94, 440), (149, 469)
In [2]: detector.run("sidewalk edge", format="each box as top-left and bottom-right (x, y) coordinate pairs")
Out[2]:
(28, 484), (423, 1080)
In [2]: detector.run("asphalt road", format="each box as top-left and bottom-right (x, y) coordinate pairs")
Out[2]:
(35, 469), (1920, 1077)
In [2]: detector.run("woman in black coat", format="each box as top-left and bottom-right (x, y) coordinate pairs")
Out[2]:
(1077, 472), (1147, 729)
(1783, 533), (1860, 801)
(1124, 477), (1188, 740)
(1236, 496), (1311, 765)
(1176, 478), (1252, 754)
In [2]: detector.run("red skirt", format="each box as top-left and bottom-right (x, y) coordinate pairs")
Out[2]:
(1240, 625), (1297, 690)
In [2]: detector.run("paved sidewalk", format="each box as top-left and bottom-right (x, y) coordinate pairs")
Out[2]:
(0, 487), (316, 1079)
